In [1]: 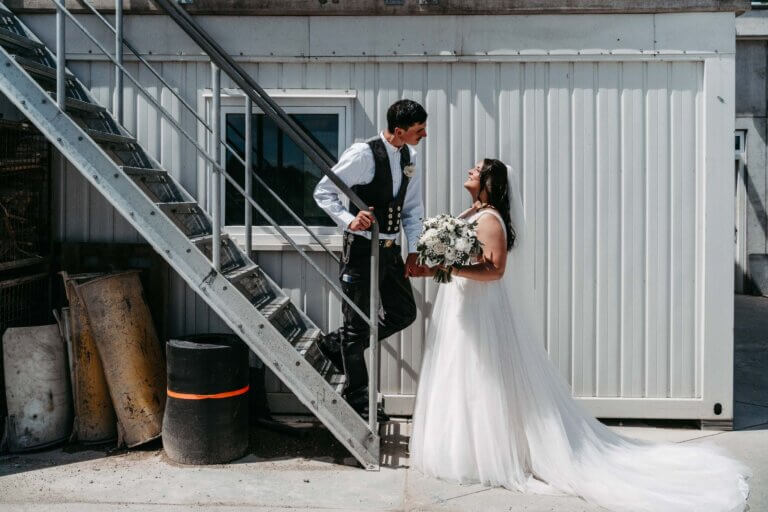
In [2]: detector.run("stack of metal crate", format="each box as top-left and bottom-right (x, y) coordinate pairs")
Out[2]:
(0, 118), (52, 444)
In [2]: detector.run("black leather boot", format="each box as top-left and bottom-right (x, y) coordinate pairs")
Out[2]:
(344, 386), (390, 423)
(317, 331), (344, 372)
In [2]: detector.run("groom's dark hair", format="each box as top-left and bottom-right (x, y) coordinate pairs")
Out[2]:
(387, 100), (427, 132)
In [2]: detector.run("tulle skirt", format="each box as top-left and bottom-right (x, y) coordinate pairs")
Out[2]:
(409, 277), (749, 512)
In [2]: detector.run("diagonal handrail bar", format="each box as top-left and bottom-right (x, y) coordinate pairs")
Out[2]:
(73, 0), (208, 132)
(48, 0), (371, 324)
(154, 0), (338, 170)
(72, 0), (341, 264)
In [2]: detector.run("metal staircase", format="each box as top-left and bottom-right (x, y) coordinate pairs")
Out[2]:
(0, 1), (382, 469)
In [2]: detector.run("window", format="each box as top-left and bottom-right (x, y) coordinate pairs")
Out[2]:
(213, 90), (355, 250)
(224, 111), (339, 227)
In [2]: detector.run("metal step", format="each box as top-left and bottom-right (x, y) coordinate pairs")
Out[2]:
(14, 55), (73, 81)
(193, 233), (248, 274)
(260, 296), (304, 342)
(293, 329), (345, 393)
(0, 26), (44, 51)
(158, 201), (211, 238)
(259, 295), (291, 322)
(226, 264), (275, 308)
(86, 129), (136, 146)
(62, 97), (107, 115)
(294, 328), (322, 354)
(124, 166), (186, 203)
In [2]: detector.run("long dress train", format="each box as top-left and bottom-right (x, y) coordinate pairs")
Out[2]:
(409, 209), (749, 512)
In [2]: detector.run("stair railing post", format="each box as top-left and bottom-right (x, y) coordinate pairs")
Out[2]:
(55, 3), (66, 239)
(211, 62), (221, 271)
(369, 225), (380, 434)
(114, 0), (123, 124)
(244, 96), (253, 255)
(55, 5), (65, 109)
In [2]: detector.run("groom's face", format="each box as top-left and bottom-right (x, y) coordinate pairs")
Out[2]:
(396, 122), (427, 146)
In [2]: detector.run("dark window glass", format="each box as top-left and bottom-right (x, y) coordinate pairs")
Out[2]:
(224, 112), (339, 226)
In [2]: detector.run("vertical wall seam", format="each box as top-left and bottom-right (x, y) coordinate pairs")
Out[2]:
(618, 62), (625, 397)
(594, 62), (601, 395)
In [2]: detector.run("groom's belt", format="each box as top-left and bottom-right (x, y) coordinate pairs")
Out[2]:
(344, 232), (398, 249)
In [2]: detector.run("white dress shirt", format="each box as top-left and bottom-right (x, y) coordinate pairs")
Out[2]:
(313, 133), (424, 253)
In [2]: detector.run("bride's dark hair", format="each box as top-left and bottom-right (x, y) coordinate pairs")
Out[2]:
(479, 158), (516, 251)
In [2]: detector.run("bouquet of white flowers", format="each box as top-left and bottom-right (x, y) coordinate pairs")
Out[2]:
(416, 214), (483, 283)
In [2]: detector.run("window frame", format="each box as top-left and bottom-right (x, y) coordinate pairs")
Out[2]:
(207, 89), (355, 251)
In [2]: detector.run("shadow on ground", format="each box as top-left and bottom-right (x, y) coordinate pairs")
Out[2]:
(734, 295), (768, 431)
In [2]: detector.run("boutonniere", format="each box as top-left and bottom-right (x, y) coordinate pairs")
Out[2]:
(403, 164), (416, 178)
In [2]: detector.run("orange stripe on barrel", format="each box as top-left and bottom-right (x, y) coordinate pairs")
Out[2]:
(167, 385), (250, 400)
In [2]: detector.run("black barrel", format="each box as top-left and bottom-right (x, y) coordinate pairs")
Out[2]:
(162, 334), (249, 464)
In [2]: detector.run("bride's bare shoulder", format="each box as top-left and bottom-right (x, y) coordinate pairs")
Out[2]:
(458, 207), (474, 219)
(475, 210), (506, 242)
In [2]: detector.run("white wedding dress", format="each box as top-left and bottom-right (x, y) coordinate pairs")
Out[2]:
(409, 207), (750, 512)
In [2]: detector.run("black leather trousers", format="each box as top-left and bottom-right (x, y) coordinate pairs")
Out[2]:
(327, 234), (417, 407)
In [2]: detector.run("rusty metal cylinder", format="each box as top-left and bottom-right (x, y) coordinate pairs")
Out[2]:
(76, 271), (165, 448)
(2, 325), (72, 452)
(62, 275), (117, 444)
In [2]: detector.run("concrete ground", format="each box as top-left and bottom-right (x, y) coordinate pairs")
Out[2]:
(1, 295), (766, 511)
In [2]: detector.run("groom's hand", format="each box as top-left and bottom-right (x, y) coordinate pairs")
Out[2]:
(405, 253), (422, 278)
(348, 207), (375, 231)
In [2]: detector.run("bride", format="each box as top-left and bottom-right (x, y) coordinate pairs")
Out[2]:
(409, 158), (750, 512)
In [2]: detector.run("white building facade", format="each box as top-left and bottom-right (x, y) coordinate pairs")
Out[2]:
(15, 4), (741, 422)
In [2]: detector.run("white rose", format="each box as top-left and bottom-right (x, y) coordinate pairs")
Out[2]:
(432, 242), (446, 254)
(422, 228), (439, 240)
(455, 237), (470, 252)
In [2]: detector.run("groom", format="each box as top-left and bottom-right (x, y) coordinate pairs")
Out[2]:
(313, 99), (428, 421)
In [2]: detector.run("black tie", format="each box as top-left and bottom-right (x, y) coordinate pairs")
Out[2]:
(399, 145), (410, 171)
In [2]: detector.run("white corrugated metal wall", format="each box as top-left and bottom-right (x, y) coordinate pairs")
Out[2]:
(25, 12), (735, 420)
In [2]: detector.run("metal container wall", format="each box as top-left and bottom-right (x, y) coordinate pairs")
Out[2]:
(61, 274), (117, 443)
(76, 270), (165, 447)
(2, 324), (72, 451)
(38, 12), (736, 420)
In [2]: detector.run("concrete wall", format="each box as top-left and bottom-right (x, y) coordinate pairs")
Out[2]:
(4, 0), (751, 15)
(736, 12), (768, 290)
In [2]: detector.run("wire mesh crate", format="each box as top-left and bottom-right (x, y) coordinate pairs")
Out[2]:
(0, 120), (51, 267)
(0, 273), (52, 335)
(0, 272), (53, 444)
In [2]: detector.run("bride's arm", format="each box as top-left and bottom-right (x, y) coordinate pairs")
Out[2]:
(452, 215), (508, 281)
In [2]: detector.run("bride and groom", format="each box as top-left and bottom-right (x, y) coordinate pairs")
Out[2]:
(313, 99), (749, 511)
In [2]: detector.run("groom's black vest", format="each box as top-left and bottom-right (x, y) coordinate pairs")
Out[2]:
(349, 136), (411, 235)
